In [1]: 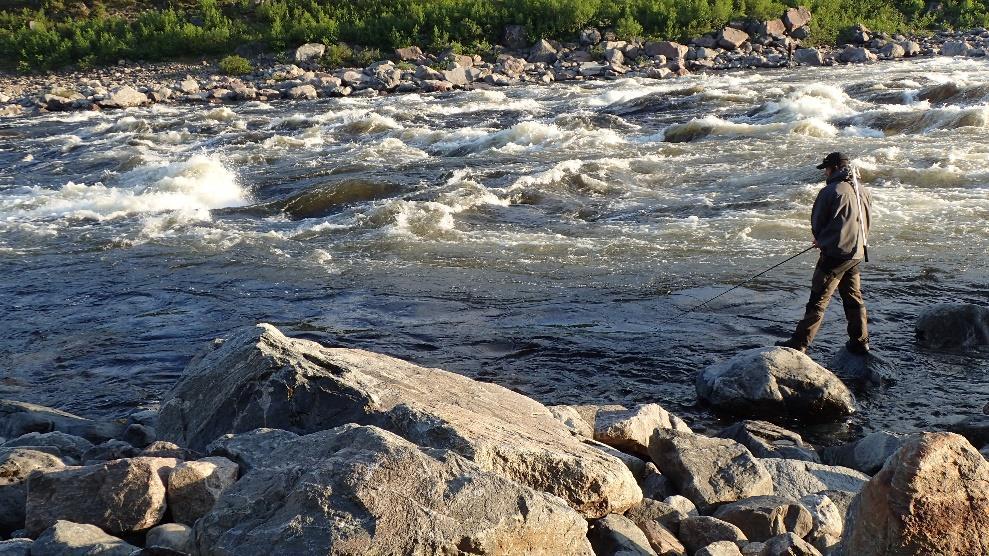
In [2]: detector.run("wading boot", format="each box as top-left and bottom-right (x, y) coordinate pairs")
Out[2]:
(846, 340), (870, 355)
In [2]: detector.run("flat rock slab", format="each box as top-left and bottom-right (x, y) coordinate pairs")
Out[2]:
(649, 429), (773, 512)
(759, 458), (868, 501)
(842, 432), (989, 555)
(696, 347), (855, 422)
(25, 457), (177, 535)
(194, 424), (594, 555)
(159, 324), (640, 517)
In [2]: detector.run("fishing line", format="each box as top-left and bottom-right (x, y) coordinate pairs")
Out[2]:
(659, 245), (817, 326)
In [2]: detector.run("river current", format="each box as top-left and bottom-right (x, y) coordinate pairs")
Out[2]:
(2, 57), (988, 443)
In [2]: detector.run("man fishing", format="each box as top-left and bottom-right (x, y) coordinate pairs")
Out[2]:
(778, 152), (872, 354)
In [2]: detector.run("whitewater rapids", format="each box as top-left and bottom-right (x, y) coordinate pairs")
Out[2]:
(1, 57), (987, 442)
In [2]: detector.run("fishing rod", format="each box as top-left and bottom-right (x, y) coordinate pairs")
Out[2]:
(659, 245), (817, 326)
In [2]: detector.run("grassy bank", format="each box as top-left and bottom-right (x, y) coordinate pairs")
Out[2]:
(2, 0), (988, 72)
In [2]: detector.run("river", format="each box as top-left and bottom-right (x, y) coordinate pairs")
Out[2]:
(2, 57), (987, 443)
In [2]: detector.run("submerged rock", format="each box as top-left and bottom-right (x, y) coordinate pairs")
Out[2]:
(696, 347), (855, 422)
(841, 432), (989, 555)
(649, 429), (773, 512)
(159, 324), (640, 517)
(30, 520), (137, 556)
(194, 424), (594, 555)
(915, 302), (989, 350)
(829, 347), (895, 385)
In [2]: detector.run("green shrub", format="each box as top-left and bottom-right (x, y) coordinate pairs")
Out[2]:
(321, 42), (353, 67)
(218, 53), (252, 74)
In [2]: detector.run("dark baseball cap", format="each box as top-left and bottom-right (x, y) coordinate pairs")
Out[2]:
(816, 152), (850, 169)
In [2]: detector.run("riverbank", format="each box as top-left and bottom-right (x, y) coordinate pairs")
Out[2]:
(0, 307), (987, 554)
(2, 16), (988, 120)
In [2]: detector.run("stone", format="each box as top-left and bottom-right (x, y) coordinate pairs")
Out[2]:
(915, 303), (989, 349)
(640, 463), (674, 500)
(794, 48), (824, 65)
(842, 432), (989, 555)
(502, 24), (527, 50)
(697, 541), (743, 556)
(713, 496), (813, 542)
(589, 514), (657, 556)
(146, 523), (193, 553)
(718, 28), (750, 50)
(0, 400), (123, 443)
(370, 64), (402, 90)
(82, 439), (140, 463)
(159, 324), (640, 518)
(664, 495), (699, 517)
(645, 67), (673, 79)
(294, 42), (326, 64)
(420, 79), (454, 93)
(829, 347), (895, 385)
(942, 40), (972, 56)
(679, 516), (748, 555)
(605, 48), (625, 66)
(414, 65), (444, 81)
(0, 539), (31, 555)
(529, 39), (558, 63)
(696, 347), (856, 422)
(98, 86), (148, 109)
(759, 458), (869, 501)
(3, 432), (92, 462)
(880, 43), (906, 58)
(838, 46), (877, 63)
(849, 24), (871, 44)
(637, 520), (685, 556)
(900, 40), (921, 56)
(650, 430), (773, 512)
(761, 20), (786, 38)
(178, 79), (199, 94)
(798, 494), (843, 553)
(285, 84), (318, 100)
(393, 46), (422, 61)
(207, 428), (304, 473)
(548, 405), (594, 437)
(820, 430), (905, 474)
(140, 441), (197, 460)
(594, 404), (690, 458)
(624, 498), (686, 534)
(646, 41), (688, 60)
(581, 28), (602, 46)
(949, 413), (989, 447)
(498, 55), (527, 78)
(783, 7), (812, 32)
(122, 424), (156, 449)
(30, 521), (137, 556)
(167, 456), (238, 525)
(585, 438), (649, 479)
(580, 62), (607, 77)
(716, 421), (819, 462)
(695, 47), (719, 60)
(0, 448), (65, 534)
(758, 532), (821, 555)
(194, 425), (594, 555)
(441, 66), (468, 88)
(25, 457), (177, 535)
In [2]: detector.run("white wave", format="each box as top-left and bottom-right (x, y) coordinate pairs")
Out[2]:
(758, 84), (858, 122)
(0, 155), (249, 224)
(662, 114), (837, 142)
(205, 107), (238, 121)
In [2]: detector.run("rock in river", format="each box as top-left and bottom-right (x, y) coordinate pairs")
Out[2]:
(915, 302), (989, 350)
(696, 347), (855, 422)
(841, 432), (989, 555)
(194, 424), (594, 555)
(158, 324), (640, 517)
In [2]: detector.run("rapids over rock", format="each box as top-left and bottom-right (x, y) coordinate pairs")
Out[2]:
(1, 57), (987, 444)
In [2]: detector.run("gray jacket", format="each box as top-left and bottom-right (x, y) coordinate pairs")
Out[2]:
(811, 168), (872, 260)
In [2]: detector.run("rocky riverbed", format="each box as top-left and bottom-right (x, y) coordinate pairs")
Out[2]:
(3, 8), (989, 119)
(0, 302), (987, 555)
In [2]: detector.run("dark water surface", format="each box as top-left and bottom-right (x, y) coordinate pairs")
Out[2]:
(2, 58), (988, 444)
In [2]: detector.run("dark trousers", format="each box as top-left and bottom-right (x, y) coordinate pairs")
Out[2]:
(790, 255), (869, 349)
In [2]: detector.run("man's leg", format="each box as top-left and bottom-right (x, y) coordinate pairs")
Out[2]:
(787, 257), (844, 349)
(838, 262), (869, 350)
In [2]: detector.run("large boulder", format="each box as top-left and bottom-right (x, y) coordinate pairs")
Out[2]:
(0, 400), (123, 443)
(837, 46), (877, 64)
(716, 421), (819, 462)
(167, 456), (239, 525)
(915, 303), (989, 350)
(712, 496), (813, 542)
(529, 39), (558, 63)
(760, 19), (786, 38)
(718, 28), (750, 50)
(645, 41), (688, 60)
(146, 523), (193, 553)
(649, 429), (773, 512)
(782, 7), (812, 32)
(841, 432), (989, 555)
(759, 458), (868, 501)
(98, 86), (149, 109)
(794, 48), (824, 66)
(25, 457), (177, 535)
(828, 347), (895, 386)
(194, 424), (594, 555)
(294, 42), (326, 64)
(624, 498), (686, 535)
(0, 448), (65, 534)
(588, 514), (657, 556)
(819, 431), (905, 474)
(941, 40), (972, 56)
(30, 521), (137, 556)
(696, 347), (855, 422)
(594, 404), (691, 458)
(159, 324), (640, 517)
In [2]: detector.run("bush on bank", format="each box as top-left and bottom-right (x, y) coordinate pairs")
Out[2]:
(1, 0), (988, 72)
